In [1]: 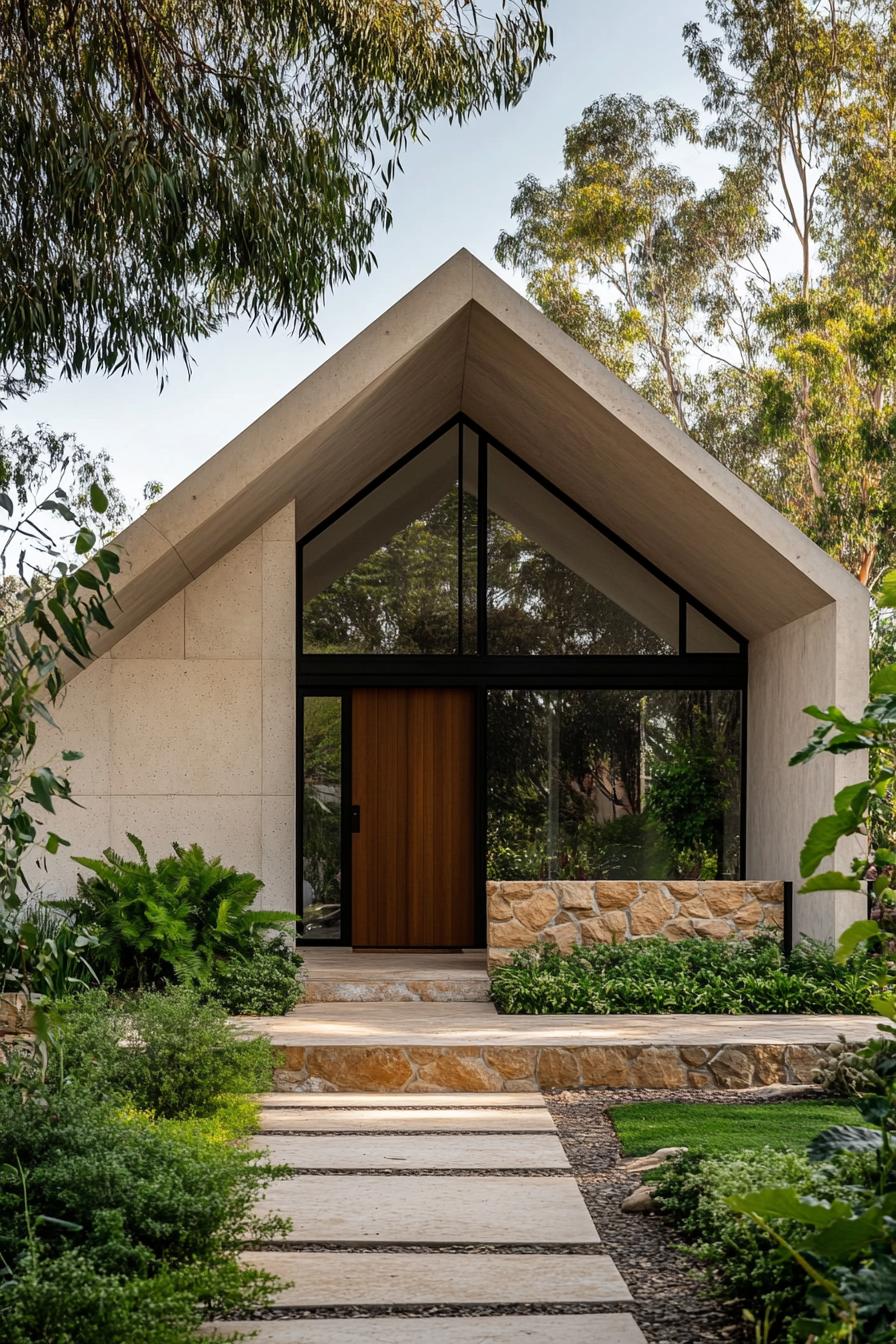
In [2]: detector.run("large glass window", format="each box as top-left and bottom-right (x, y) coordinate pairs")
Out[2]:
(486, 448), (677, 655)
(301, 697), (343, 939)
(487, 688), (742, 881)
(302, 428), (469, 655)
(301, 418), (743, 657)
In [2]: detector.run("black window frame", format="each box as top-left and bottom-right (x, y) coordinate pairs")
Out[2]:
(296, 414), (748, 947)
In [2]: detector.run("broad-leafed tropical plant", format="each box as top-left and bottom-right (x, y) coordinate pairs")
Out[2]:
(58, 836), (296, 991)
(787, 570), (896, 936)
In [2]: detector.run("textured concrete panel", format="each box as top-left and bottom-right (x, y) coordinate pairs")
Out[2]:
(49, 655), (111, 796)
(238, 1250), (627, 1305)
(256, 1175), (598, 1243)
(185, 534), (262, 659)
(111, 592), (184, 659)
(262, 661), (294, 795)
(262, 539), (295, 660)
(248, 1133), (569, 1169)
(110, 660), (261, 794)
(110, 795), (262, 875)
(261, 796), (295, 913)
(263, 502), (296, 542)
(29, 794), (111, 899)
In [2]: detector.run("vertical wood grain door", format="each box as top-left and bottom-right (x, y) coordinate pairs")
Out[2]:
(351, 688), (475, 948)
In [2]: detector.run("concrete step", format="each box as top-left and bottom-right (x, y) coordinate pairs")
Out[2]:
(201, 1317), (648, 1342)
(238, 1250), (629, 1306)
(255, 1174), (600, 1244)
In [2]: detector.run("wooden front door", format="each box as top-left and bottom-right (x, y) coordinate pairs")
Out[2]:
(351, 688), (475, 948)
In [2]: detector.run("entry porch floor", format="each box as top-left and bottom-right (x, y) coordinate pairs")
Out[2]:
(241, 1000), (883, 1093)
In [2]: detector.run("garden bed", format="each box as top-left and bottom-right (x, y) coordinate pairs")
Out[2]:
(489, 934), (879, 1015)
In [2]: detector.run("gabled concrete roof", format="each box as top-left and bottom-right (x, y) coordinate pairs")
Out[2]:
(99, 249), (866, 652)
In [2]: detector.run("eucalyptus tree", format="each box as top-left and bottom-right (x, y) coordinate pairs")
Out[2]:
(497, 1), (896, 588)
(0, 0), (551, 399)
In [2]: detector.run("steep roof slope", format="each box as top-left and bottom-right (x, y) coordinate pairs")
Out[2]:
(97, 249), (865, 654)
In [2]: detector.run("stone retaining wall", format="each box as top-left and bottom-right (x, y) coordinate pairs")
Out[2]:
(487, 880), (785, 968)
(273, 1040), (826, 1093)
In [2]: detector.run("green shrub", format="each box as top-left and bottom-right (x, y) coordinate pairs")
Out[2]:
(0, 1088), (283, 1275)
(208, 936), (304, 1015)
(57, 835), (296, 991)
(1, 1248), (215, 1344)
(52, 986), (275, 1117)
(489, 933), (880, 1014)
(653, 1146), (877, 1340)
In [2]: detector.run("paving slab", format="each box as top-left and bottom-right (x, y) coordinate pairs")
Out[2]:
(246, 1002), (884, 1047)
(239, 1250), (629, 1305)
(248, 1133), (569, 1169)
(200, 1315), (646, 1342)
(257, 1107), (555, 1134)
(256, 1175), (598, 1244)
(254, 1092), (546, 1108)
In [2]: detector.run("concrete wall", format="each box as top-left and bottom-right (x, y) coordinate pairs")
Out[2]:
(747, 598), (869, 944)
(33, 503), (296, 913)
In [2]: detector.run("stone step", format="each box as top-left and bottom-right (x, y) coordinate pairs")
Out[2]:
(300, 950), (491, 1004)
(257, 1107), (556, 1134)
(250, 1003), (882, 1093)
(254, 1092), (546, 1108)
(256, 1175), (599, 1244)
(200, 1316), (647, 1342)
(305, 977), (492, 1004)
(248, 1133), (569, 1169)
(239, 1250), (630, 1306)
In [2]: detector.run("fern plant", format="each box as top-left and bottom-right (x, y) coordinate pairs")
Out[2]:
(54, 836), (295, 991)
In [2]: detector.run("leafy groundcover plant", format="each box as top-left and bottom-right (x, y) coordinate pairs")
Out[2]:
(0, 986), (286, 1344)
(652, 1020), (896, 1344)
(489, 934), (879, 1015)
(56, 835), (303, 1014)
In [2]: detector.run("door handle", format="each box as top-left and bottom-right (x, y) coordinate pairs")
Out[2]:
(351, 804), (361, 833)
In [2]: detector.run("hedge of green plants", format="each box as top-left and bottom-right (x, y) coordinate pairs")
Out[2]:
(650, 1011), (896, 1343)
(488, 933), (880, 1014)
(0, 986), (286, 1344)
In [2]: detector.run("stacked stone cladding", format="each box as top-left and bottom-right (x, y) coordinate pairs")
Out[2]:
(487, 880), (786, 969)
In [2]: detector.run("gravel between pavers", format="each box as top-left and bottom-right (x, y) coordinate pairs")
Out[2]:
(546, 1087), (752, 1344)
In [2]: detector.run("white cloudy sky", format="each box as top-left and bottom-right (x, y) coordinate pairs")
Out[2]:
(1, 0), (724, 503)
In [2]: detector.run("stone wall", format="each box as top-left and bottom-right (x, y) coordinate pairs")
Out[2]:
(273, 1039), (826, 1093)
(487, 880), (785, 968)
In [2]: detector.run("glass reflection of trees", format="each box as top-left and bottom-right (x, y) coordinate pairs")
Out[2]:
(486, 513), (670, 655)
(301, 697), (343, 939)
(303, 490), (464, 655)
(487, 689), (741, 881)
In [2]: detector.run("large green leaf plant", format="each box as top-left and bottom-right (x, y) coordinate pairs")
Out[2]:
(58, 836), (296, 991)
(0, 447), (120, 1042)
(721, 572), (896, 1342)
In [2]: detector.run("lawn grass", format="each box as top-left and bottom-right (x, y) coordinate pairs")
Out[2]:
(609, 1100), (865, 1157)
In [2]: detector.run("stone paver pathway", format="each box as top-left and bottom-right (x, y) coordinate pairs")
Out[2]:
(207, 1091), (649, 1342)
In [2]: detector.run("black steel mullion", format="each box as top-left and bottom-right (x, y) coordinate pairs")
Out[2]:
(458, 413), (746, 649)
(299, 413), (463, 547)
(477, 433), (488, 657)
(457, 419), (464, 655)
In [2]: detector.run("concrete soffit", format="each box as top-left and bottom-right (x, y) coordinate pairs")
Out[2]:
(83, 248), (867, 664)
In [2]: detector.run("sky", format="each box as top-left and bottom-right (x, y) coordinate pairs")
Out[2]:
(0, 0), (719, 503)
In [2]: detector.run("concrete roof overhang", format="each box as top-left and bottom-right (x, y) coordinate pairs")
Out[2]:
(95, 249), (867, 655)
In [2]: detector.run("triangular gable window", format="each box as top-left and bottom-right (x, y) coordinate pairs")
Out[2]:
(300, 418), (742, 658)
